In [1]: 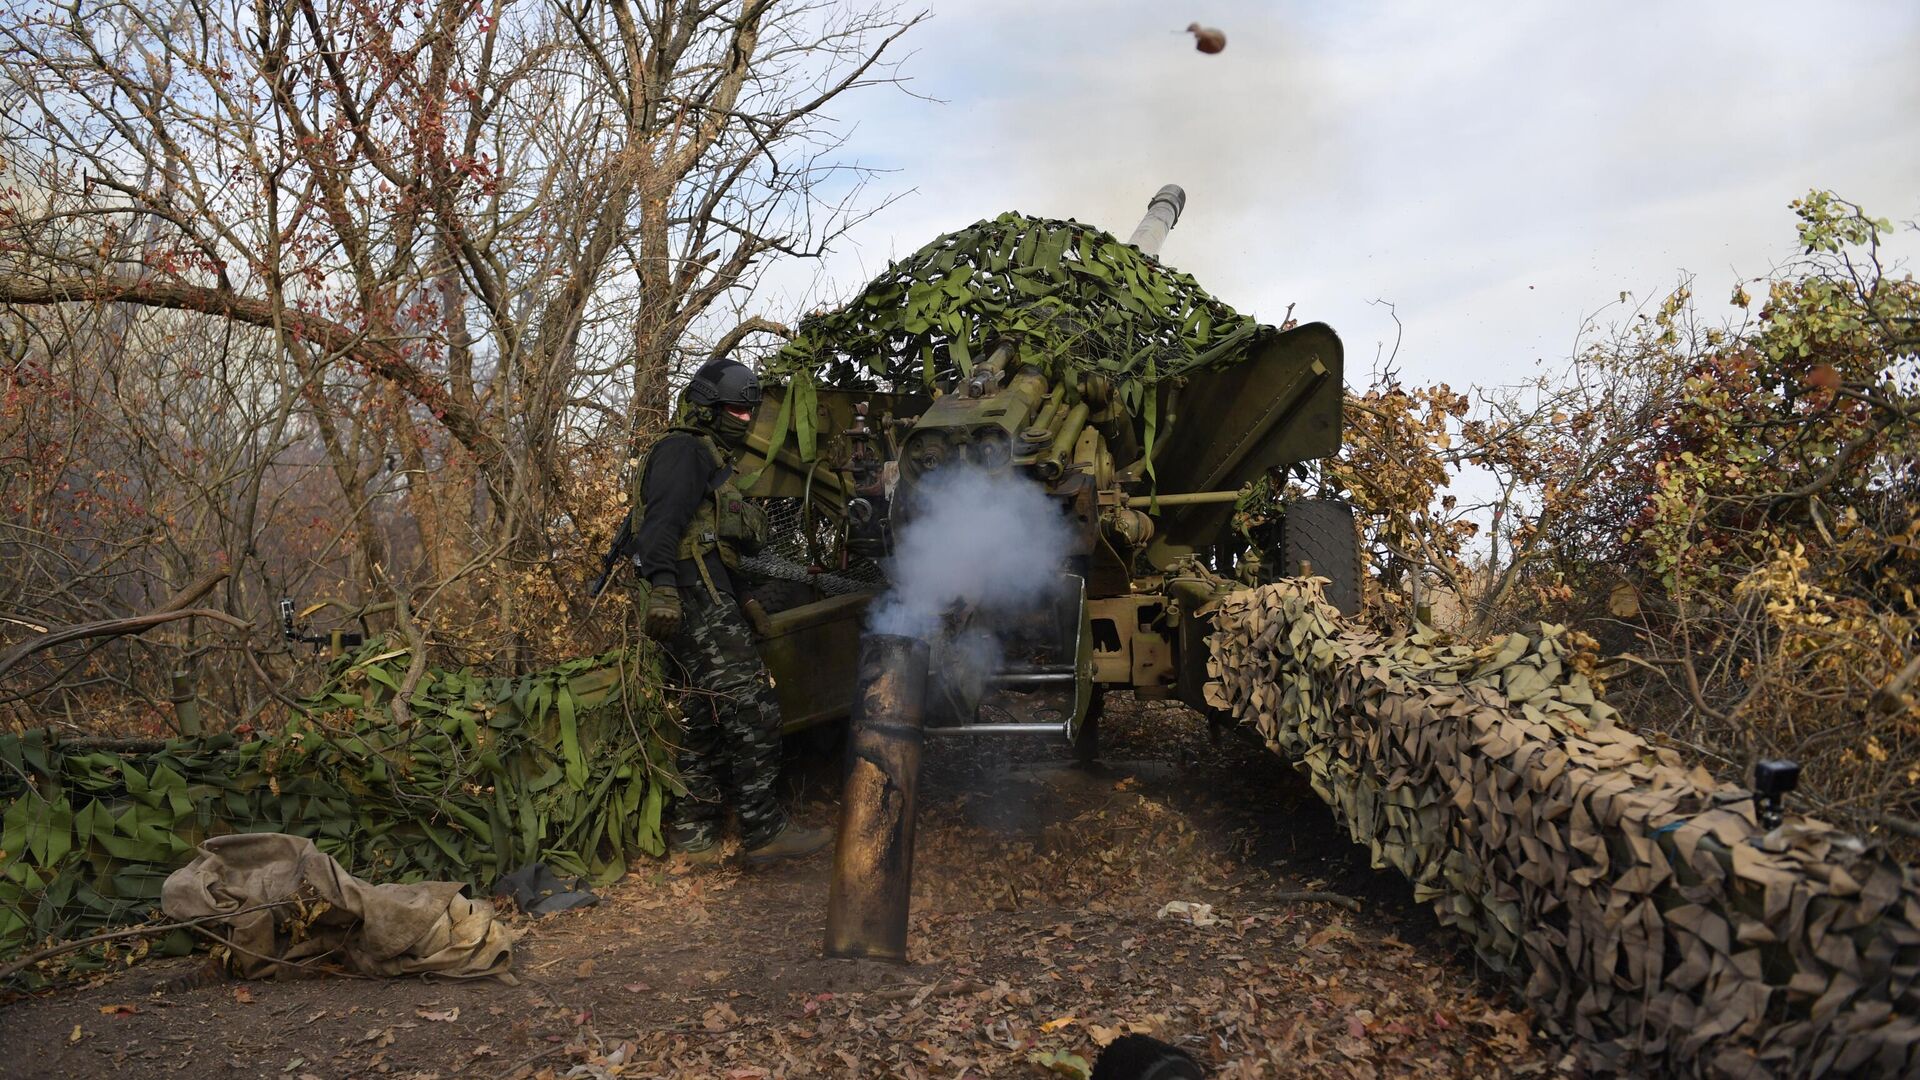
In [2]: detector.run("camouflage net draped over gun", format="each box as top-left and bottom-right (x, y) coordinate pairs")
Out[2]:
(759, 212), (1270, 462)
(1, 643), (674, 984)
(1206, 580), (1920, 1078)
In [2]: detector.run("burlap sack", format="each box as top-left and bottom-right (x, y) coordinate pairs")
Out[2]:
(161, 832), (515, 980)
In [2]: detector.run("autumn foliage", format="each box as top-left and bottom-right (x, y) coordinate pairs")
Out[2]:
(1331, 193), (1919, 852)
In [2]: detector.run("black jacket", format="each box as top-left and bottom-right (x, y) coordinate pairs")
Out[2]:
(633, 431), (736, 597)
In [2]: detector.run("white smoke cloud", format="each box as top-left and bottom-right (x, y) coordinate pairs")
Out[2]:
(934, 624), (1005, 723)
(867, 467), (1074, 642)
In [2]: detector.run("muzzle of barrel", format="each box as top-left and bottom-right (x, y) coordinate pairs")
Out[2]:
(1125, 183), (1187, 257)
(824, 633), (931, 962)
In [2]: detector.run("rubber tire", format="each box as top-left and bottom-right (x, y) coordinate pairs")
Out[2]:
(1279, 498), (1363, 617)
(739, 576), (817, 615)
(1091, 1034), (1204, 1080)
(1072, 691), (1104, 764)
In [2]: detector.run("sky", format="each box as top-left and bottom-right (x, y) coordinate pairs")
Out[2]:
(762, 0), (1920, 396)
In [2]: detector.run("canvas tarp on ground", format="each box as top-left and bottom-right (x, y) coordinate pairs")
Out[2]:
(161, 832), (514, 980)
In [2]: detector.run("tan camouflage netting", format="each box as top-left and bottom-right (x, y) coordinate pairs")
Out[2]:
(1204, 580), (1920, 1077)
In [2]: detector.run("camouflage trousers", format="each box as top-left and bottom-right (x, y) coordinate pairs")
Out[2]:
(659, 588), (787, 851)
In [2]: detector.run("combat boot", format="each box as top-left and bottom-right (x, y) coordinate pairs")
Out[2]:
(670, 827), (728, 868)
(676, 843), (728, 868)
(740, 820), (832, 865)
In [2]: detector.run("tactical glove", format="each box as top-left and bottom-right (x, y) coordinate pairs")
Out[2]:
(742, 597), (776, 641)
(643, 583), (683, 641)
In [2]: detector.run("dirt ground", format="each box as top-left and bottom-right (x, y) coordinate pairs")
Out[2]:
(0, 697), (1570, 1079)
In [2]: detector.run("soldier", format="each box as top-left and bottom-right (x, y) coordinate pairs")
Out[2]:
(631, 358), (831, 866)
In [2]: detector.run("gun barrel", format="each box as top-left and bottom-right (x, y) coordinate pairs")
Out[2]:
(1125, 184), (1187, 257)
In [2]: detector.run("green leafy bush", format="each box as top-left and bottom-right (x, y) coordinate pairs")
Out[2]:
(1, 641), (675, 979)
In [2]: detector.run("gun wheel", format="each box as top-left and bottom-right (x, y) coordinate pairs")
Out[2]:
(738, 576), (817, 615)
(1278, 498), (1363, 618)
(1072, 691), (1104, 763)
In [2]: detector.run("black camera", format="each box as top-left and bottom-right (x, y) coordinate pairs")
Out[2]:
(1753, 759), (1801, 830)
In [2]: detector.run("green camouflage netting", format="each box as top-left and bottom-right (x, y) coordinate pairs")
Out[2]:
(757, 211), (1272, 466)
(1, 642), (674, 983)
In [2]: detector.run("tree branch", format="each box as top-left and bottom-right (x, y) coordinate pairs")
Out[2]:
(0, 607), (251, 681)
(0, 568), (239, 680)
(707, 316), (790, 364)
(0, 273), (495, 463)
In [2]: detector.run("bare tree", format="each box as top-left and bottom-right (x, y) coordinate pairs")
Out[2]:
(0, 0), (920, 723)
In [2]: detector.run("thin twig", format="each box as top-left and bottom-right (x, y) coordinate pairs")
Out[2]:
(185, 923), (367, 981)
(1258, 890), (1362, 911)
(863, 978), (987, 1003)
(0, 899), (299, 983)
(500, 1042), (571, 1076)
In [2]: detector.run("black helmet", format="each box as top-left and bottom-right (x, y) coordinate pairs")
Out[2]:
(685, 358), (762, 409)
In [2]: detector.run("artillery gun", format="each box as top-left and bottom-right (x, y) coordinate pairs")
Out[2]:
(738, 185), (1355, 755)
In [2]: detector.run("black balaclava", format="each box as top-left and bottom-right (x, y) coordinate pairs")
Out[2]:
(709, 407), (751, 450)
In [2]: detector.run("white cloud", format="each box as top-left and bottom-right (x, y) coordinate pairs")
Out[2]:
(758, 0), (1920, 395)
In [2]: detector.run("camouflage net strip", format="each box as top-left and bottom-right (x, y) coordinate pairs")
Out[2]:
(1206, 580), (1920, 1077)
(1, 642), (675, 984)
